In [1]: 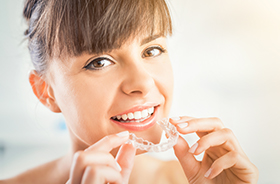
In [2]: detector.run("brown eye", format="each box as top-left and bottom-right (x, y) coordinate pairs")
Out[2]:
(142, 46), (165, 58)
(85, 57), (114, 70)
(93, 60), (106, 67)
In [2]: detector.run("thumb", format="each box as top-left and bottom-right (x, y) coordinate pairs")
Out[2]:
(173, 135), (201, 180)
(115, 143), (136, 184)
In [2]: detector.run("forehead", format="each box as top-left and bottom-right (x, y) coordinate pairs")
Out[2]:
(116, 33), (165, 49)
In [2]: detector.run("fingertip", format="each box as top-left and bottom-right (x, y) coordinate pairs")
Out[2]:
(121, 142), (137, 153)
(170, 116), (181, 121)
(177, 122), (189, 129)
(116, 131), (130, 137)
(204, 168), (212, 178)
(188, 143), (198, 154)
(204, 167), (221, 180)
(169, 117), (182, 126)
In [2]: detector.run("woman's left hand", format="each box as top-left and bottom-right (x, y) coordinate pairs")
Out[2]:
(170, 116), (259, 184)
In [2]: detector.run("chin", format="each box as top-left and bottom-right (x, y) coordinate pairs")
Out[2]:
(134, 122), (163, 155)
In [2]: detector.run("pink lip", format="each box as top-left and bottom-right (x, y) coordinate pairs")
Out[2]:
(111, 106), (159, 131)
(114, 102), (159, 116)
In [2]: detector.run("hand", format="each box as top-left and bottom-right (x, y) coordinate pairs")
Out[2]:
(170, 116), (258, 184)
(66, 131), (136, 184)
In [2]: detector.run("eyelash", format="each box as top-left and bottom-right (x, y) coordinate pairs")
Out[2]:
(84, 46), (167, 70)
(142, 46), (166, 58)
(84, 57), (114, 71)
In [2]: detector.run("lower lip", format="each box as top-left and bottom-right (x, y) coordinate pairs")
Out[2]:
(110, 107), (158, 131)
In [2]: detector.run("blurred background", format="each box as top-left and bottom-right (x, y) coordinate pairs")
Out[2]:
(0, 0), (279, 183)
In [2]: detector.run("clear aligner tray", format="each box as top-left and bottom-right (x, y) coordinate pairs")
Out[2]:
(127, 118), (179, 152)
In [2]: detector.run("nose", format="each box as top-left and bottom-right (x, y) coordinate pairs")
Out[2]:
(121, 63), (155, 97)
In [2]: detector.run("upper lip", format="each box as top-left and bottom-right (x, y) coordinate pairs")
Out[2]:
(112, 102), (159, 117)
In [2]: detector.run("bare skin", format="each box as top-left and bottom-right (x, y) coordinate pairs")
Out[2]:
(0, 152), (188, 184)
(171, 116), (259, 183)
(0, 35), (258, 183)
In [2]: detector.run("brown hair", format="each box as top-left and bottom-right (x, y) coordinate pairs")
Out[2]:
(23, 0), (173, 75)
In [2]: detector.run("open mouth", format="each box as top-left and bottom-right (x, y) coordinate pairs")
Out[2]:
(110, 106), (158, 131)
(111, 106), (154, 123)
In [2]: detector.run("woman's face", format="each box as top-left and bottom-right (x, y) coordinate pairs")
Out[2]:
(47, 35), (174, 149)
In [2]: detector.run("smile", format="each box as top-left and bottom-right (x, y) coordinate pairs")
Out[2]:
(110, 105), (158, 131)
(111, 107), (154, 123)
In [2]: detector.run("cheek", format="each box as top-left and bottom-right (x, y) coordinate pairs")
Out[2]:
(52, 73), (119, 144)
(163, 64), (174, 116)
(153, 58), (174, 115)
(163, 62), (174, 97)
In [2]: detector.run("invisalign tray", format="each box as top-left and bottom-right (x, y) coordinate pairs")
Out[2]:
(127, 118), (179, 152)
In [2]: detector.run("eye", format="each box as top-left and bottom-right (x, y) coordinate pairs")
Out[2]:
(84, 57), (114, 70)
(142, 46), (166, 58)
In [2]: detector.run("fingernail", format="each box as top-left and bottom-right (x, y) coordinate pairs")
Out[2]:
(177, 122), (188, 129)
(116, 162), (122, 171)
(171, 116), (181, 121)
(116, 131), (129, 137)
(204, 168), (212, 178)
(189, 143), (198, 153)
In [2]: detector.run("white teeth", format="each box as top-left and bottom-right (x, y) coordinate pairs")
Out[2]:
(134, 111), (142, 119)
(121, 114), (128, 121)
(148, 107), (154, 114)
(113, 106), (155, 122)
(141, 109), (148, 118)
(128, 112), (134, 120)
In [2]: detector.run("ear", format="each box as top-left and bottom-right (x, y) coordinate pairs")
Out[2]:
(29, 70), (61, 113)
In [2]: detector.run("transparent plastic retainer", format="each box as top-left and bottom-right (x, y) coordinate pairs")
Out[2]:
(127, 118), (179, 152)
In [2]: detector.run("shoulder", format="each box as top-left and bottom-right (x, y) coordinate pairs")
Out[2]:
(0, 156), (70, 184)
(130, 154), (189, 184)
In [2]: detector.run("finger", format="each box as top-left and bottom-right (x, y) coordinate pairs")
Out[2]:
(169, 116), (195, 125)
(85, 131), (130, 153)
(173, 135), (201, 180)
(174, 117), (225, 136)
(69, 131), (129, 184)
(206, 151), (259, 181)
(81, 165), (122, 184)
(116, 143), (136, 184)
(69, 151), (121, 184)
(188, 128), (243, 156)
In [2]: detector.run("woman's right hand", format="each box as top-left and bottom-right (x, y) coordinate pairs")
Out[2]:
(66, 131), (136, 184)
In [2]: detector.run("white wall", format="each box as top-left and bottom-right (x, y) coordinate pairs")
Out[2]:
(168, 0), (280, 183)
(1, 0), (280, 183)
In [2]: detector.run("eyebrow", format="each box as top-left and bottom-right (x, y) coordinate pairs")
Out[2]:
(140, 34), (162, 46)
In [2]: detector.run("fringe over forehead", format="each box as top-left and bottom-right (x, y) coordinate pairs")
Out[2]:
(48, 0), (172, 56)
(24, 0), (172, 74)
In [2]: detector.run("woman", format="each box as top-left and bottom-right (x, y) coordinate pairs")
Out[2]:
(1, 0), (258, 183)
